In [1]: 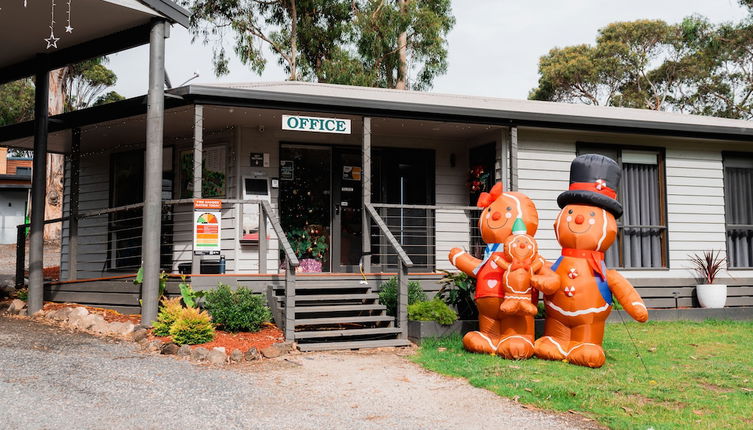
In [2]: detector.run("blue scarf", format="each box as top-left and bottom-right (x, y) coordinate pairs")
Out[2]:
(472, 243), (504, 275)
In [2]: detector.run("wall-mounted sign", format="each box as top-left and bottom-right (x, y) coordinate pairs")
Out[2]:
(250, 152), (264, 167)
(342, 165), (362, 181)
(194, 199), (222, 255)
(282, 115), (351, 134)
(281, 160), (295, 180)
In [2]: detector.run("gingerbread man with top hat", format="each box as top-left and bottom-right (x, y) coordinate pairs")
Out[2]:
(534, 154), (649, 368)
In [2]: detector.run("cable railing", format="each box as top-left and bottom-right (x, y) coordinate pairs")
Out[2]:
(369, 203), (483, 272)
(365, 203), (413, 338)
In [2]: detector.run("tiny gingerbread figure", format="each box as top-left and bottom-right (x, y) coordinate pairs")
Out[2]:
(534, 154), (649, 368)
(491, 219), (544, 317)
(448, 183), (559, 359)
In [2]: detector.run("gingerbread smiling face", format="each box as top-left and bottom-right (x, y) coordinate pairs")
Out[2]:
(554, 204), (617, 251)
(477, 183), (539, 244)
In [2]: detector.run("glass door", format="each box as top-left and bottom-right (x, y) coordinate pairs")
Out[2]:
(332, 149), (363, 272)
(279, 145), (332, 272)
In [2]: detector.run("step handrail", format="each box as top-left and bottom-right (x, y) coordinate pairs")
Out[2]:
(259, 200), (299, 341)
(365, 203), (412, 339)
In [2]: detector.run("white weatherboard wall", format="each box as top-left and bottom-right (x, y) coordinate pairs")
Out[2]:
(516, 127), (735, 280)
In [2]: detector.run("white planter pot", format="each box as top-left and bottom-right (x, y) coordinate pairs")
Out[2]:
(696, 284), (727, 308)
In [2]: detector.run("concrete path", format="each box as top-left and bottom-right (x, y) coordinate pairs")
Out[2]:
(0, 316), (598, 429)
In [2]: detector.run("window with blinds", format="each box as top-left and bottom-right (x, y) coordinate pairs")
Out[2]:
(578, 145), (668, 268)
(723, 154), (753, 268)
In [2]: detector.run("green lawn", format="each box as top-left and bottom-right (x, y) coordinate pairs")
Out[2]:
(411, 321), (753, 430)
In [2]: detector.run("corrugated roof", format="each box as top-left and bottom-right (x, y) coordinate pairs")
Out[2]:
(191, 81), (753, 132)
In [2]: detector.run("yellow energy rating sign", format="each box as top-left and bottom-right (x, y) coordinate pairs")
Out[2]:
(194, 199), (222, 255)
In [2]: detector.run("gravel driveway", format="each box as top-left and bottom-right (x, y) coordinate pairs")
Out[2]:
(0, 316), (598, 429)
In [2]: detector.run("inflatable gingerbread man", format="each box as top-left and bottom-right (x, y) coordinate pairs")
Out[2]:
(448, 183), (559, 359)
(534, 154), (649, 368)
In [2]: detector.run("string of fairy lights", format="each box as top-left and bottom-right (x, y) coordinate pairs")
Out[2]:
(6, 0), (75, 49)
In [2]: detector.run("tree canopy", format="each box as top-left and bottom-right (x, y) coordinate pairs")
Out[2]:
(182, 0), (454, 90)
(530, 2), (753, 120)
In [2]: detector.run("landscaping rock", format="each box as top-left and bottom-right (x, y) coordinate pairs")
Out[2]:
(90, 319), (110, 335)
(145, 340), (163, 354)
(18, 308), (27, 316)
(230, 349), (244, 363)
(261, 342), (293, 359)
(245, 347), (260, 361)
(32, 309), (46, 318)
(161, 343), (179, 355)
(110, 322), (135, 337)
(51, 307), (72, 321)
(0, 279), (15, 297)
(191, 347), (209, 362)
(132, 328), (148, 343)
(208, 348), (227, 365)
(7, 299), (26, 315)
(68, 307), (89, 319)
(177, 345), (192, 357)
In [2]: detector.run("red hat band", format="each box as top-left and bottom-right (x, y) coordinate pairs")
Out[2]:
(568, 180), (617, 200)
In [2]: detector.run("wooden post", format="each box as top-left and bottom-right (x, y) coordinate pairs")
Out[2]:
(397, 260), (409, 339)
(28, 61), (50, 314)
(509, 126), (519, 192)
(258, 202), (267, 274)
(140, 20), (167, 326)
(191, 104), (203, 275)
(68, 128), (80, 280)
(362, 117), (372, 272)
(284, 263), (296, 341)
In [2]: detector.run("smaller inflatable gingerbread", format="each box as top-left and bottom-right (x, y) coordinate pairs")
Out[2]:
(491, 219), (546, 317)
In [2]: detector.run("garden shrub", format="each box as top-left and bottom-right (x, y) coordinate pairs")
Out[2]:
(203, 284), (272, 332)
(378, 277), (426, 316)
(435, 270), (477, 320)
(408, 299), (458, 325)
(169, 307), (215, 345)
(152, 297), (183, 336)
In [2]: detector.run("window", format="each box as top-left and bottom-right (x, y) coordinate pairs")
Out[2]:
(578, 145), (668, 268)
(723, 154), (753, 268)
(15, 166), (31, 176)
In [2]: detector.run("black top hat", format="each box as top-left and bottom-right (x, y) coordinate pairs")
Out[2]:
(557, 154), (623, 218)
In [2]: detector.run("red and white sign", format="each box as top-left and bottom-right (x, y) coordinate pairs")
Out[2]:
(194, 199), (222, 254)
(194, 199), (222, 210)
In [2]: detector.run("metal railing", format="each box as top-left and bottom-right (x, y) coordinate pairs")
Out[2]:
(365, 204), (414, 338)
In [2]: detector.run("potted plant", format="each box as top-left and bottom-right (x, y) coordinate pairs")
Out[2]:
(689, 250), (727, 308)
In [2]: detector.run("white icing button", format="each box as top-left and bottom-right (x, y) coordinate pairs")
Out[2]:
(487, 280), (498, 288)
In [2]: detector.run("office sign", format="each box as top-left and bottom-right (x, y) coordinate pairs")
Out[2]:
(194, 199), (222, 255)
(282, 115), (351, 134)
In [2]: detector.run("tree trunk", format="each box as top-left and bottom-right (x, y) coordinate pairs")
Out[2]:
(395, 0), (409, 90)
(43, 68), (66, 241)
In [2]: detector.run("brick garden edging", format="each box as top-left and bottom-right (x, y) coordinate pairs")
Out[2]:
(1, 299), (295, 366)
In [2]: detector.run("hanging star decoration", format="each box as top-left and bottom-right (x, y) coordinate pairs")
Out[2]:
(45, 0), (60, 49)
(65, 0), (73, 33)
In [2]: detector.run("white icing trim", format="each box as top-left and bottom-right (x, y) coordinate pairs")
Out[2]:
(451, 250), (466, 267)
(554, 209), (563, 242)
(498, 335), (534, 348)
(545, 300), (610, 316)
(539, 336), (568, 357)
(632, 301), (646, 310)
(503, 192), (523, 222)
(505, 294), (531, 299)
(596, 209), (608, 251)
(539, 337), (600, 357)
(471, 331), (497, 351)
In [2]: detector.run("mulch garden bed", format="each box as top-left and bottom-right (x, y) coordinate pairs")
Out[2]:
(41, 302), (285, 353)
(150, 324), (284, 353)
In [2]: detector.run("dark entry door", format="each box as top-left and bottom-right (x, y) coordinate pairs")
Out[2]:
(110, 150), (144, 270)
(332, 149), (363, 272)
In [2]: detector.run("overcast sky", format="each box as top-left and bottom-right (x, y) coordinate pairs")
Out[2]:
(108, 0), (749, 100)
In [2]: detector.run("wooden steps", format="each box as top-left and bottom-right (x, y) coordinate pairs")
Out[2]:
(298, 338), (412, 352)
(266, 275), (441, 351)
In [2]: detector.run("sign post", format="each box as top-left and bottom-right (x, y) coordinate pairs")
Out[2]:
(194, 199), (222, 256)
